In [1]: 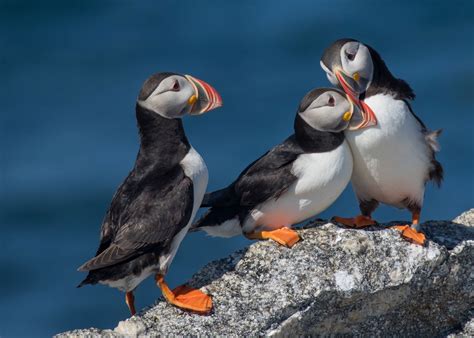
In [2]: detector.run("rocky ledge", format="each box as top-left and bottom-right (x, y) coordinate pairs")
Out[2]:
(58, 209), (474, 337)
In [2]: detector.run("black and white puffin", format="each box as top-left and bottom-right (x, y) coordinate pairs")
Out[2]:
(77, 72), (222, 315)
(320, 38), (443, 245)
(192, 88), (356, 246)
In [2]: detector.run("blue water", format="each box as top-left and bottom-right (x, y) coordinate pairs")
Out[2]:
(2, 1), (473, 336)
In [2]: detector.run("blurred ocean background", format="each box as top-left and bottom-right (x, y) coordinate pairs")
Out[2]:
(1, 0), (473, 336)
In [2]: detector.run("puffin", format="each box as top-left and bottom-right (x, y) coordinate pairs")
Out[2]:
(192, 88), (356, 247)
(77, 72), (222, 316)
(320, 38), (443, 245)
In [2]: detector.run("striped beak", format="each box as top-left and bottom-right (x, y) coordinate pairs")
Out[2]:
(335, 69), (377, 130)
(185, 75), (223, 115)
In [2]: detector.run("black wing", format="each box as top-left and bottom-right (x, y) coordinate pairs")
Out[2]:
(78, 165), (194, 271)
(202, 136), (304, 209)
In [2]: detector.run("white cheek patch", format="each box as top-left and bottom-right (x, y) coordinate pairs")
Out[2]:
(137, 78), (194, 119)
(357, 44), (374, 84)
(300, 107), (331, 132)
(320, 60), (332, 74)
(137, 80), (173, 114)
(340, 43), (374, 84)
(320, 61), (339, 87)
(327, 73), (339, 87)
(137, 98), (156, 113)
(301, 93), (350, 133)
(138, 91), (179, 118)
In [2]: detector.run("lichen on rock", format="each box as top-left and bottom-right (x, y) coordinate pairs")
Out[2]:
(57, 209), (474, 337)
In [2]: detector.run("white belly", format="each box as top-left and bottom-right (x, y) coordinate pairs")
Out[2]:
(243, 141), (353, 233)
(345, 94), (430, 207)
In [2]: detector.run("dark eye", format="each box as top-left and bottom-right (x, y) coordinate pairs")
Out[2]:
(328, 96), (335, 106)
(172, 80), (180, 91)
(346, 52), (355, 61)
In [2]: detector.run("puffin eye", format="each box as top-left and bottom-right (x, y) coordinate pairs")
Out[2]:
(346, 51), (356, 61)
(172, 80), (180, 91)
(327, 96), (335, 107)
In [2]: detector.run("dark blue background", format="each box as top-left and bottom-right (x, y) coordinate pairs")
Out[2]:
(2, 1), (473, 336)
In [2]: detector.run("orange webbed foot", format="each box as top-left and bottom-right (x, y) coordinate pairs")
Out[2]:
(246, 227), (300, 248)
(156, 275), (212, 314)
(170, 285), (213, 314)
(391, 225), (426, 246)
(333, 215), (376, 228)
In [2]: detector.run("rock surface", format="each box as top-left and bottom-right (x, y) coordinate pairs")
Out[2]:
(57, 210), (474, 337)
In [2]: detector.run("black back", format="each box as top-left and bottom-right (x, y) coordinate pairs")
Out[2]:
(194, 113), (344, 230)
(78, 104), (194, 278)
(364, 45), (415, 101)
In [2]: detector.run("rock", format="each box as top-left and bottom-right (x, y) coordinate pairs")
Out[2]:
(448, 316), (474, 337)
(57, 210), (474, 337)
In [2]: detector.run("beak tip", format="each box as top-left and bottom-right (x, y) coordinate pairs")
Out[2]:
(186, 74), (223, 113)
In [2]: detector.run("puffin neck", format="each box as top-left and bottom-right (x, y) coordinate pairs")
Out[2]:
(294, 114), (344, 153)
(363, 46), (415, 101)
(134, 104), (191, 172)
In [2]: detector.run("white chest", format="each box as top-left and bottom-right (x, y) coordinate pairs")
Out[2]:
(180, 147), (209, 211)
(345, 94), (430, 206)
(158, 147), (208, 271)
(244, 141), (353, 232)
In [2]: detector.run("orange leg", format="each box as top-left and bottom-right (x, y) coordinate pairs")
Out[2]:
(392, 211), (426, 246)
(245, 227), (300, 248)
(412, 211), (420, 226)
(333, 215), (376, 228)
(155, 274), (212, 314)
(125, 291), (136, 316)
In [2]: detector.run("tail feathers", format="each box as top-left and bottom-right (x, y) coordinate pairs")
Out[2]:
(77, 279), (88, 288)
(429, 159), (444, 188)
(191, 208), (215, 230)
(200, 193), (213, 208)
(425, 129), (442, 152)
(191, 206), (242, 237)
(77, 274), (95, 288)
(201, 186), (237, 208)
(425, 129), (443, 187)
(77, 244), (133, 272)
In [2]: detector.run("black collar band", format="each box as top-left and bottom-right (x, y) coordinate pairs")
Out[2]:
(134, 104), (191, 173)
(294, 114), (345, 153)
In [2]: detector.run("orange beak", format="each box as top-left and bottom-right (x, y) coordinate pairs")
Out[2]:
(185, 75), (223, 115)
(335, 69), (377, 130)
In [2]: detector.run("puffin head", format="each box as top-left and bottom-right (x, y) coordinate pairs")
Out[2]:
(320, 39), (377, 130)
(297, 88), (359, 132)
(320, 38), (374, 98)
(137, 72), (222, 119)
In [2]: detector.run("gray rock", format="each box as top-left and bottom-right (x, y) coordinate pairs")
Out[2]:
(57, 209), (474, 337)
(448, 316), (474, 337)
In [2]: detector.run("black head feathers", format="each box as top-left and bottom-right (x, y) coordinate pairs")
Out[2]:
(138, 72), (179, 101)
